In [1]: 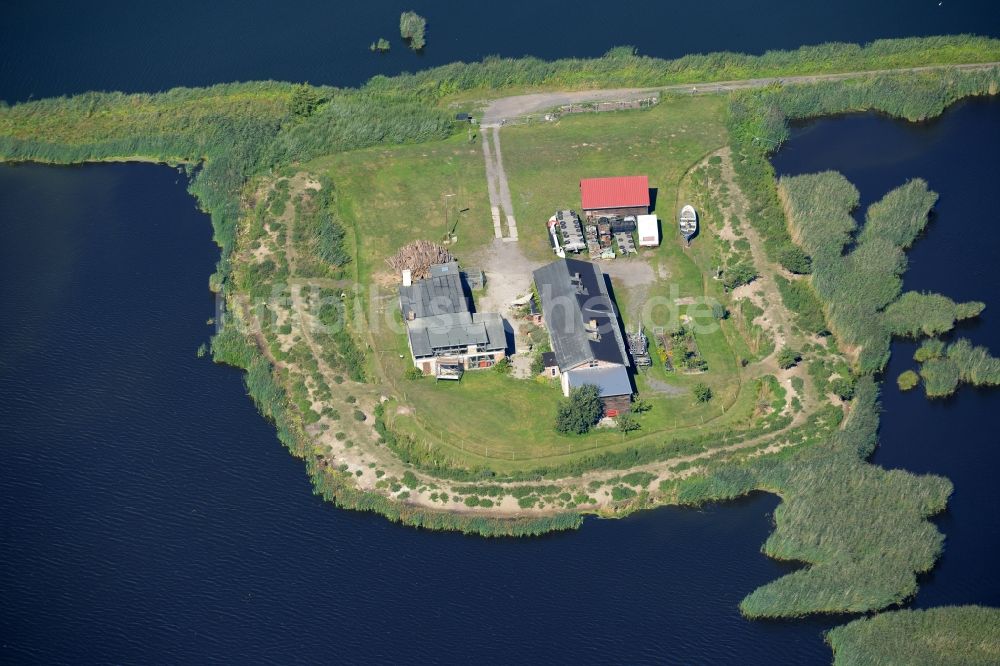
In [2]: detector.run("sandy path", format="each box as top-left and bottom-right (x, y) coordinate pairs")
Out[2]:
(480, 62), (1000, 125)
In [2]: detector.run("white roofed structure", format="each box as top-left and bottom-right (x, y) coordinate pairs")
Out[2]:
(637, 214), (659, 247)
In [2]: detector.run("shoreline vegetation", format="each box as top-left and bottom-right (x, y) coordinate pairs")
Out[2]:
(825, 606), (1000, 664)
(2, 36), (999, 648)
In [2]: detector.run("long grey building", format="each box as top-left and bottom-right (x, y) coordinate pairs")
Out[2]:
(532, 258), (633, 414)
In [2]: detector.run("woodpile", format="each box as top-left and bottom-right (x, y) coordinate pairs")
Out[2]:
(385, 240), (454, 279)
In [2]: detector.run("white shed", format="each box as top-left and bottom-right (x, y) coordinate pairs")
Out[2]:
(637, 214), (660, 247)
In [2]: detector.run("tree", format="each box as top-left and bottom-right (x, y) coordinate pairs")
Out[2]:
(289, 84), (321, 119)
(711, 302), (728, 320)
(776, 347), (800, 369)
(617, 412), (640, 437)
(555, 384), (603, 434)
(829, 376), (855, 400)
(399, 11), (427, 50)
(693, 383), (713, 402)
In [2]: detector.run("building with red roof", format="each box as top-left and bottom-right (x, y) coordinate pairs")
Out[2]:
(579, 175), (650, 217)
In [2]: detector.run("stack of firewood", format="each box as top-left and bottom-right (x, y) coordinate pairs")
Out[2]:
(385, 240), (454, 279)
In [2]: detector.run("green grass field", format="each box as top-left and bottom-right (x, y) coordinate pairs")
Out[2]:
(305, 133), (496, 283)
(501, 94), (729, 259)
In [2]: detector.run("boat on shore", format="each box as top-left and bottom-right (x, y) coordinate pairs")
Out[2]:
(679, 205), (698, 244)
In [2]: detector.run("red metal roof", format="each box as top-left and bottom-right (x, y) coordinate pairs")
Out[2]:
(579, 176), (650, 211)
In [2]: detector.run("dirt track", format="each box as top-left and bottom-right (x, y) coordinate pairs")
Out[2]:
(479, 61), (1000, 126)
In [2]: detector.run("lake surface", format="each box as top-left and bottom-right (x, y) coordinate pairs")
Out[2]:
(2, 3), (999, 663)
(2, 0), (1000, 102)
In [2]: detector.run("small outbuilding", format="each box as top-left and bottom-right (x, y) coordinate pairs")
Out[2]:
(541, 351), (559, 378)
(637, 214), (660, 247)
(527, 296), (543, 325)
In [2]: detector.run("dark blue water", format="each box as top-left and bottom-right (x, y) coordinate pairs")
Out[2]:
(772, 96), (1000, 611)
(2, 0), (1000, 103)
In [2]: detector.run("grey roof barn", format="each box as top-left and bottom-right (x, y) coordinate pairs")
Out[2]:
(532, 258), (630, 370)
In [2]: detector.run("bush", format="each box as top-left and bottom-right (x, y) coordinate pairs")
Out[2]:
(723, 262), (758, 290)
(897, 370), (920, 391)
(404, 366), (424, 380)
(611, 486), (638, 501)
(530, 353), (546, 375)
(493, 356), (512, 375)
(353, 409), (366, 422)
(777, 244), (812, 274)
(776, 347), (800, 369)
(555, 384), (603, 434)
(693, 383), (713, 402)
(829, 377), (856, 400)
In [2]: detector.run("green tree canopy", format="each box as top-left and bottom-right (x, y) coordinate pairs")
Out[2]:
(555, 384), (603, 434)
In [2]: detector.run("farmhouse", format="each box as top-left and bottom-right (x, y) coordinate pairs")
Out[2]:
(579, 175), (650, 218)
(399, 262), (506, 377)
(532, 258), (633, 415)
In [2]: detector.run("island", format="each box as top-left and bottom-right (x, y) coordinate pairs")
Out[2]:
(2, 35), (999, 662)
